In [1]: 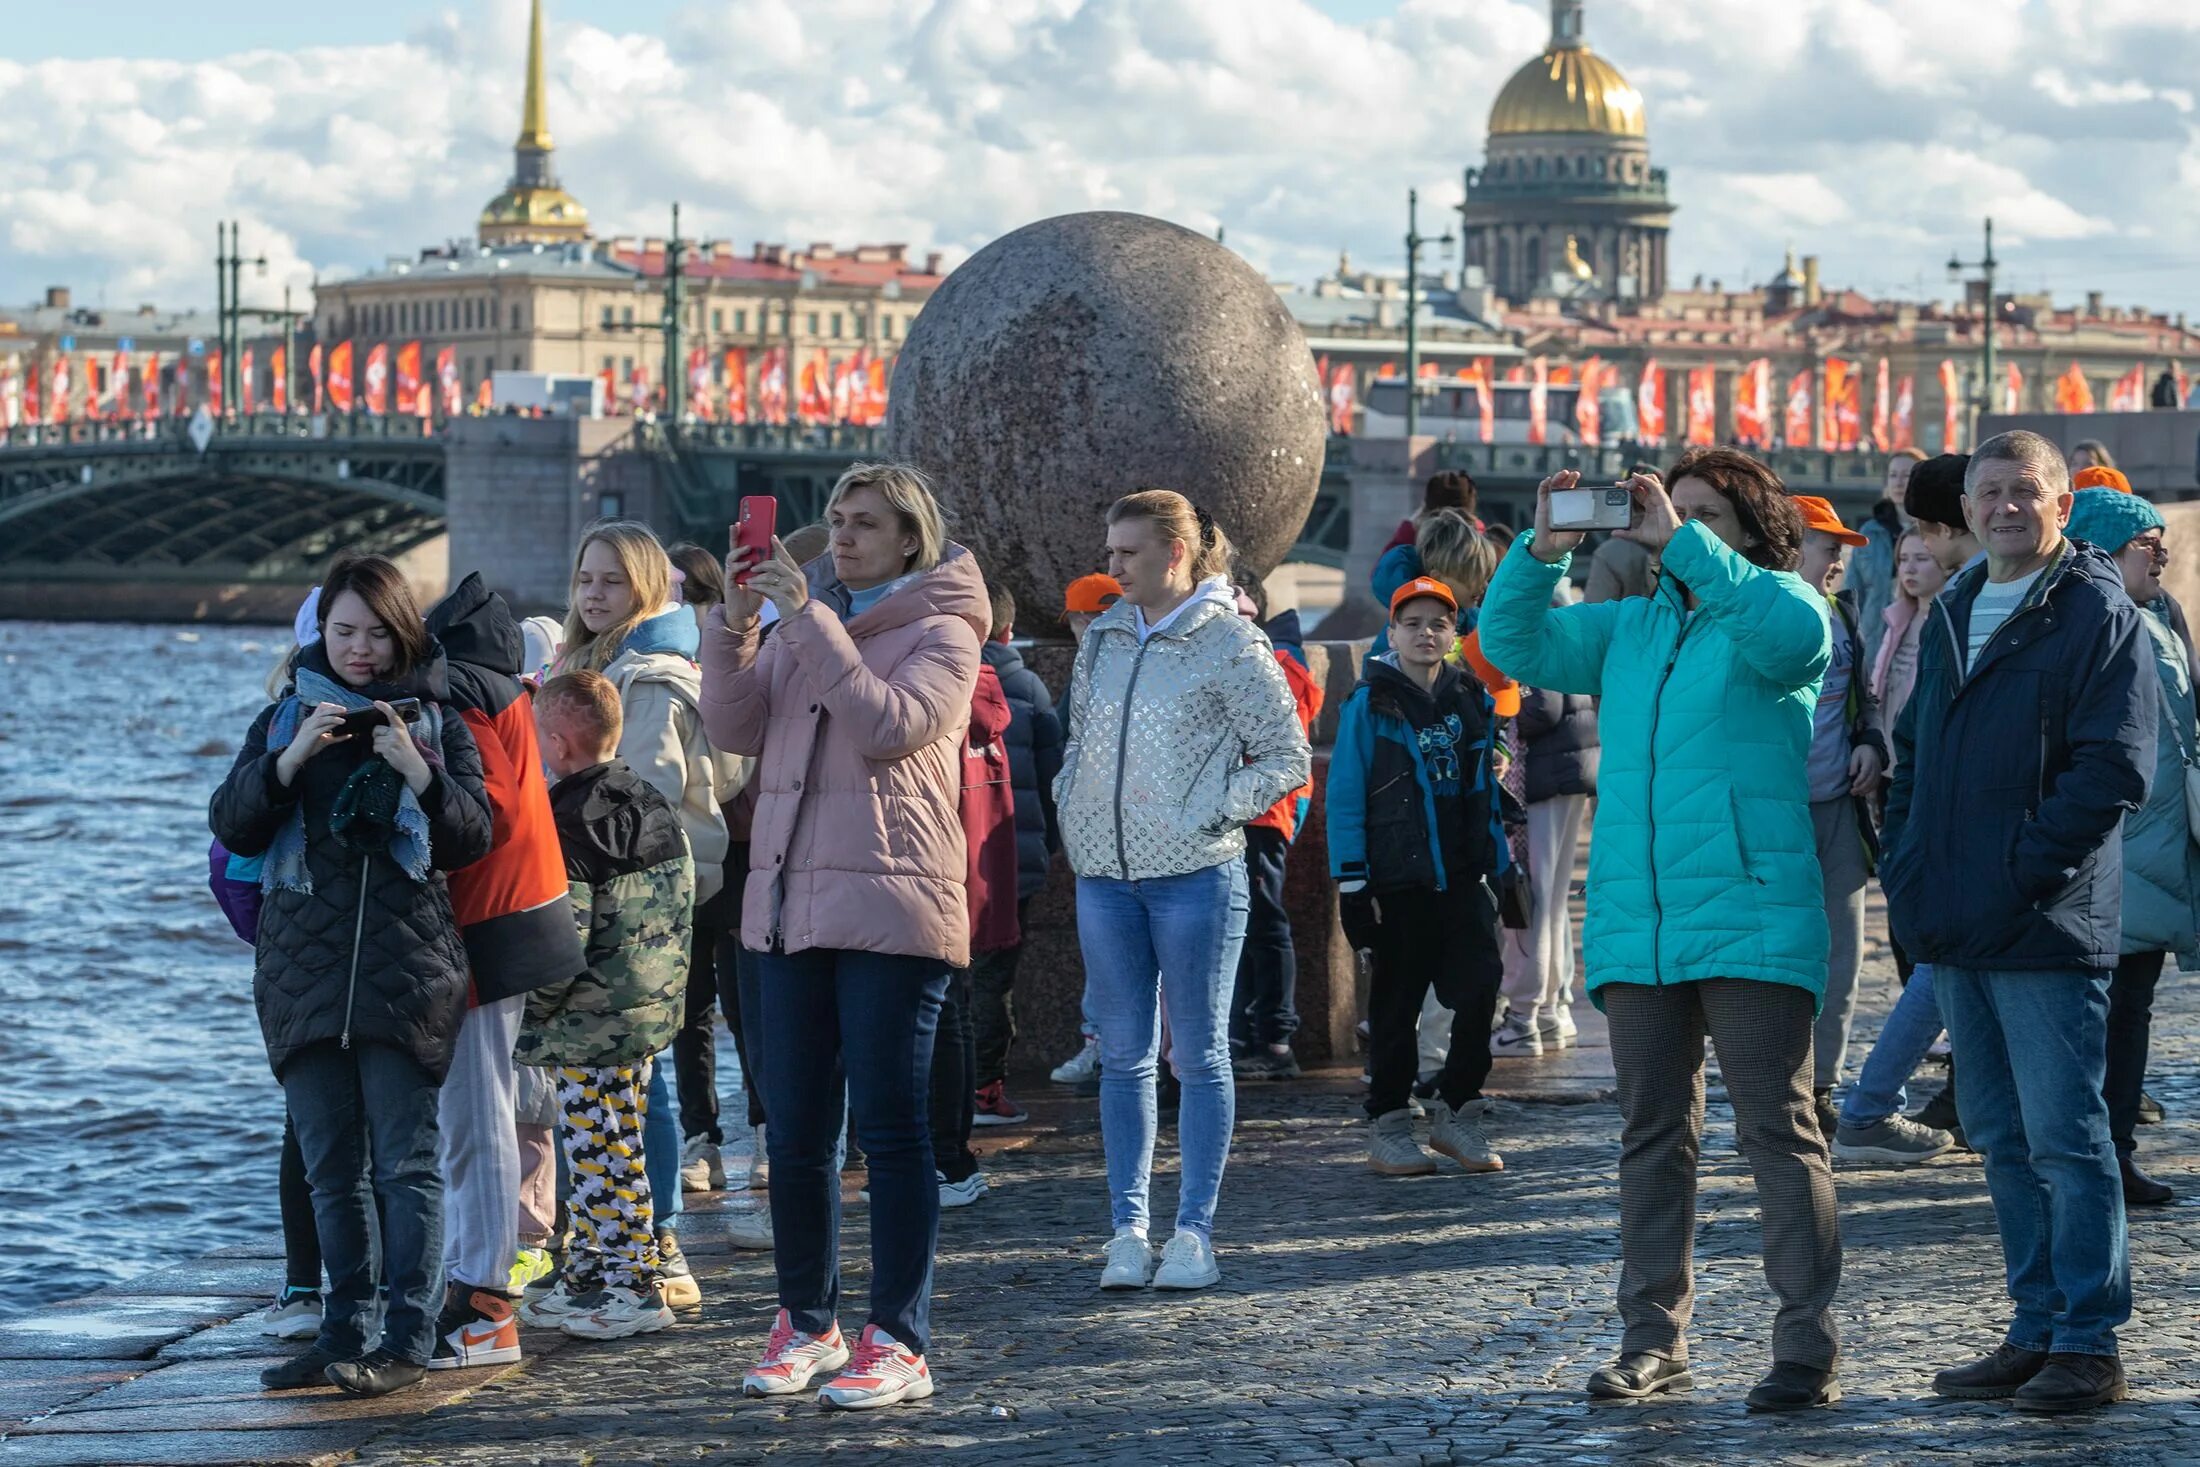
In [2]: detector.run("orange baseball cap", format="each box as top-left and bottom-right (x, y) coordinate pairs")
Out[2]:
(1064, 573), (1123, 614)
(1792, 495), (1868, 547)
(1389, 575), (1459, 618)
(2074, 466), (2133, 494)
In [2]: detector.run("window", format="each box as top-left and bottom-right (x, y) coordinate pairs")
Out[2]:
(463, 357), (474, 382)
(510, 304), (521, 331)
(884, 314), (897, 340)
(621, 355), (634, 376)
(807, 312), (819, 336)
(622, 307), (634, 326)
(831, 313), (843, 338)
(734, 309), (748, 333)
(602, 306), (615, 328)
(511, 354), (521, 369)
(601, 355), (614, 373)
(712, 309), (724, 332)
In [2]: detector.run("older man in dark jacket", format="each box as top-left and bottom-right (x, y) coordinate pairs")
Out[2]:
(1882, 431), (2154, 1415)
(969, 587), (1064, 1120)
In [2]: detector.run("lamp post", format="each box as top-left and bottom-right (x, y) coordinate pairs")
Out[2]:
(1947, 217), (1998, 435)
(662, 202), (686, 419)
(215, 221), (266, 416)
(1403, 188), (1454, 440)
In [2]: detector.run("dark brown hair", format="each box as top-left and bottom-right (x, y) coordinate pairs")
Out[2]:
(667, 542), (725, 608)
(1662, 446), (1804, 572)
(317, 555), (430, 675)
(1422, 469), (1478, 520)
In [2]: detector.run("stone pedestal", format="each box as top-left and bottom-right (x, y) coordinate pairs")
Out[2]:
(445, 417), (657, 615)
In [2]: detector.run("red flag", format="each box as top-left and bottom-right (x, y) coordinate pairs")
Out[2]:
(596, 368), (615, 414)
(475, 377), (492, 411)
(307, 344), (323, 413)
(1785, 370), (1813, 448)
(327, 341), (355, 412)
(759, 347), (789, 425)
(1575, 357), (1603, 446)
(110, 351), (131, 418)
(867, 356), (889, 423)
(2052, 361), (2094, 414)
(1636, 359), (1666, 443)
(833, 355), (863, 423)
(1327, 362), (1356, 434)
(1734, 359), (1771, 446)
(1872, 359), (1891, 453)
(1822, 359), (1851, 449)
(24, 358), (40, 423)
(1417, 361), (1441, 380)
(629, 364), (650, 413)
(364, 343), (389, 415)
(723, 348), (750, 423)
(51, 355), (72, 422)
(687, 346), (713, 420)
(2178, 362), (2191, 409)
(2002, 362), (2023, 414)
(241, 348), (257, 414)
(798, 351), (832, 423)
(395, 342), (422, 417)
(1527, 357), (1549, 445)
(142, 353), (160, 419)
(2109, 363), (2145, 413)
(0, 356), (17, 429)
(1467, 359), (1494, 443)
(270, 347), (288, 414)
(436, 347), (459, 417)
(1548, 363), (1575, 386)
(1938, 359), (1960, 451)
(1685, 365), (1717, 446)
(201, 352), (216, 419)
(1892, 375), (1915, 450)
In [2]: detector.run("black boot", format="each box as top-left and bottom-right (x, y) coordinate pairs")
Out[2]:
(1585, 1352), (1694, 1399)
(2013, 1353), (2127, 1414)
(325, 1348), (428, 1398)
(1746, 1361), (1840, 1412)
(1932, 1341), (2050, 1399)
(2121, 1154), (2174, 1206)
(260, 1346), (346, 1392)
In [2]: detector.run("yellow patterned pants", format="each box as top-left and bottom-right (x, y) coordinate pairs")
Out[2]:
(554, 1064), (661, 1293)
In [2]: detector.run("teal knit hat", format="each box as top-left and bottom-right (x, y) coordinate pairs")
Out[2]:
(2066, 487), (2163, 555)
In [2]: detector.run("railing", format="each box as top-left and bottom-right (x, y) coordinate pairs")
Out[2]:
(653, 422), (888, 455)
(1432, 439), (1892, 492)
(0, 412), (449, 452)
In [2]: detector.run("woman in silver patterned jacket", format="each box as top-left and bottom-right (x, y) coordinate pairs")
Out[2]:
(1055, 489), (1310, 1294)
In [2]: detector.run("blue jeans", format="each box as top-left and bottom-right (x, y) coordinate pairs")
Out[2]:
(757, 946), (949, 1355)
(1936, 965), (2129, 1357)
(1838, 964), (1942, 1129)
(1078, 861), (1250, 1242)
(280, 1040), (443, 1364)
(642, 1057), (682, 1229)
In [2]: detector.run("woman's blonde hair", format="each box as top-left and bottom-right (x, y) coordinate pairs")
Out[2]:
(560, 519), (674, 674)
(1416, 510), (1499, 608)
(827, 463), (946, 574)
(1106, 489), (1235, 584)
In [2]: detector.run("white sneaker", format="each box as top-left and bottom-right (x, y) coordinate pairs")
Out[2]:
(1050, 1036), (1102, 1085)
(680, 1136), (724, 1193)
(517, 1281), (601, 1329)
(1490, 1010), (1545, 1058)
(1546, 1003), (1578, 1047)
(726, 1204), (775, 1250)
(1151, 1229), (1221, 1291)
(816, 1324), (935, 1410)
(560, 1285), (674, 1340)
(938, 1170), (987, 1209)
(1098, 1228), (1153, 1290)
(747, 1124), (770, 1189)
(743, 1309), (852, 1397)
(261, 1291), (322, 1341)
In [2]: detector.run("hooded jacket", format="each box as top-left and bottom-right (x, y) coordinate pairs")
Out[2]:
(600, 603), (732, 906)
(2121, 607), (2200, 958)
(1883, 539), (2155, 971)
(209, 641), (494, 1081)
(1327, 656), (1502, 892)
(1055, 579), (1311, 881)
(520, 760), (694, 1067)
(1517, 685), (1599, 804)
(962, 664), (1022, 953)
(699, 544), (987, 966)
(427, 572), (586, 1004)
(1479, 524), (1833, 1007)
(980, 638), (1063, 899)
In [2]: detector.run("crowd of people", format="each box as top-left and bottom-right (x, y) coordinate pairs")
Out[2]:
(206, 429), (2186, 1418)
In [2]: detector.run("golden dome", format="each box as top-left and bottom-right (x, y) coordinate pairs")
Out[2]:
(1489, 43), (1645, 138)
(478, 185), (589, 236)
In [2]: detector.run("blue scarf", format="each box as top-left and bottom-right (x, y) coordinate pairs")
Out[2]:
(259, 666), (443, 894)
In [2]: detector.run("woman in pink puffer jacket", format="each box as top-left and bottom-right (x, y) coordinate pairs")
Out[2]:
(699, 463), (983, 1412)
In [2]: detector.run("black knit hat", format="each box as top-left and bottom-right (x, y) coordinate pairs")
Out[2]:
(1905, 453), (1972, 530)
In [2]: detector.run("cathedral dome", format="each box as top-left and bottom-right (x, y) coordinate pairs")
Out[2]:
(1488, 0), (1645, 139)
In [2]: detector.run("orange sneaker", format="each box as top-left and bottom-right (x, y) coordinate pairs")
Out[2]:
(817, 1324), (935, 1409)
(743, 1309), (851, 1397)
(972, 1080), (1027, 1127)
(426, 1287), (522, 1370)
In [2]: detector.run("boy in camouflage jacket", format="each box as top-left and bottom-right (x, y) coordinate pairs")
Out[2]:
(519, 671), (694, 1341)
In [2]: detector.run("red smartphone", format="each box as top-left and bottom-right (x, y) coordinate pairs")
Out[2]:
(731, 496), (777, 585)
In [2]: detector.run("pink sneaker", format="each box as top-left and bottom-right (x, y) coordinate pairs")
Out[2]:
(741, 1309), (851, 1397)
(816, 1323), (935, 1409)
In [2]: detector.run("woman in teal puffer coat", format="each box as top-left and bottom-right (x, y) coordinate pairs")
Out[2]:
(1479, 448), (1842, 1414)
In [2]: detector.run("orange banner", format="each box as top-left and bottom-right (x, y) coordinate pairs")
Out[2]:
(1872, 359), (1891, 453)
(724, 348), (750, 424)
(395, 342), (422, 416)
(1636, 359), (1666, 443)
(1527, 357), (1549, 445)
(364, 343), (389, 415)
(1785, 370), (1813, 448)
(1685, 365), (1716, 446)
(1892, 374), (1915, 451)
(2002, 362), (2023, 414)
(1734, 358), (1771, 446)
(2053, 362), (2094, 414)
(759, 347), (789, 425)
(270, 347), (287, 414)
(327, 342), (353, 412)
(436, 347), (459, 417)
(1938, 359), (1960, 450)
(1575, 357), (1603, 446)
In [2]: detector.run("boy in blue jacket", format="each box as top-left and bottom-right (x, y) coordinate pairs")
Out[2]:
(1328, 577), (1508, 1177)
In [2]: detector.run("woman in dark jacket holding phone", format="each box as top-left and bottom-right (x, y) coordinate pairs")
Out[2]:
(210, 554), (493, 1400)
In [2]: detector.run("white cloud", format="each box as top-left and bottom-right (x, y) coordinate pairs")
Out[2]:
(0, 0), (2194, 319)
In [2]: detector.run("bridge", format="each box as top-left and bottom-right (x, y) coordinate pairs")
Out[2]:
(0, 416), (1895, 616)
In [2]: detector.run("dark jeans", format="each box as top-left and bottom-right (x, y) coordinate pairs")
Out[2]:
(674, 886), (743, 1145)
(279, 1111), (323, 1291)
(2107, 950), (2167, 1158)
(1230, 826), (1300, 1049)
(929, 966), (980, 1183)
(969, 900), (1029, 1085)
(757, 946), (950, 1355)
(280, 1040), (444, 1364)
(1365, 883), (1501, 1118)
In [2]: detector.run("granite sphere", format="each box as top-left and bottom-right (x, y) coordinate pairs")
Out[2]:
(886, 211), (1325, 627)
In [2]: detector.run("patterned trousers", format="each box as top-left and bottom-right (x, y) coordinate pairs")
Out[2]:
(1602, 978), (1843, 1369)
(553, 1063), (661, 1294)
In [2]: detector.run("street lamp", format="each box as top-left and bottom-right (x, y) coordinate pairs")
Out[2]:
(215, 221), (267, 415)
(1404, 187), (1455, 440)
(1947, 217), (1998, 435)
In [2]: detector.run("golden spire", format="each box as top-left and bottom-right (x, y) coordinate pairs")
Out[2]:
(518, 0), (551, 151)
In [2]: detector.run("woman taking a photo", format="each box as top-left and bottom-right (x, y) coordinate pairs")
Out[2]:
(1479, 451), (1841, 1413)
(1055, 489), (1310, 1294)
(211, 555), (492, 1398)
(701, 463), (985, 1410)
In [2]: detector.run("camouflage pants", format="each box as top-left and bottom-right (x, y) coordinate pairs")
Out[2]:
(554, 1064), (661, 1294)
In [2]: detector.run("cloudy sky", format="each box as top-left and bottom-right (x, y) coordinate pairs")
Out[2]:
(3, 0), (2196, 319)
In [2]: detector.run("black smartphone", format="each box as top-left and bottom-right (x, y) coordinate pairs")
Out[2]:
(333, 698), (421, 738)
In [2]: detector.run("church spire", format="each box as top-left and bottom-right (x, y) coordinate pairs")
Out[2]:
(518, 0), (552, 151)
(1551, 0), (1586, 48)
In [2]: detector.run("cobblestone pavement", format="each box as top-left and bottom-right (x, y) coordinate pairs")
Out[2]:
(339, 974), (2200, 1467)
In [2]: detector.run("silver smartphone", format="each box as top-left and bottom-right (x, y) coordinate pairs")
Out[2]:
(1549, 485), (1634, 532)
